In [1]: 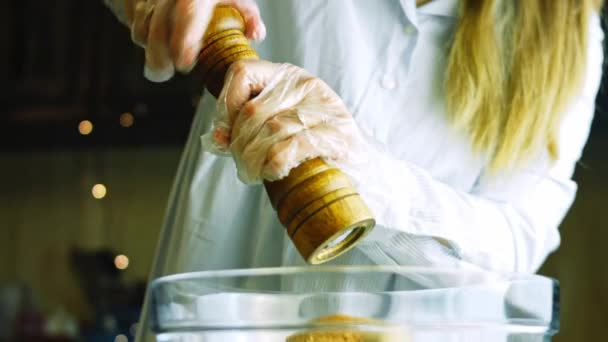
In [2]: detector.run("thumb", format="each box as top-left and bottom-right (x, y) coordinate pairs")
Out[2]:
(220, 60), (278, 127)
(170, 0), (219, 72)
(219, 0), (266, 41)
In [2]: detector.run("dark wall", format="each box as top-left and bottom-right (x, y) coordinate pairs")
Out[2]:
(0, 0), (198, 149)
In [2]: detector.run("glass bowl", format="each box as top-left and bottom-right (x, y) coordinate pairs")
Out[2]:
(149, 266), (558, 341)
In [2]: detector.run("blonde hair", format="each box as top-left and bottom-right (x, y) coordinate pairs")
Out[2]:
(445, 0), (603, 171)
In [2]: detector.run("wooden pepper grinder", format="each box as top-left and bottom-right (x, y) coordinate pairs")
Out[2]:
(198, 6), (375, 264)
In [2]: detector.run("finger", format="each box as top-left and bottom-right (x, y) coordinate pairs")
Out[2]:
(171, 0), (217, 72)
(131, 0), (154, 47)
(124, 0), (138, 25)
(221, 60), (277, 126)
(208, 59), (272, 150)
(210, 125), (231, 148)
(263, 125), (349, 181)
(233, 103), (333, 159)
(219, 0), (266, 41)
(232, 109), (305, 165)
(144, 0), (176, 82)
(230, 69), (327, 142)
(232, 108), (315, 183)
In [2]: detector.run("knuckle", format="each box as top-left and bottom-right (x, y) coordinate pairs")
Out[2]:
(265, 116), (282, 133)
(266, 158), (282, 175)
(131, 32), (146, 48)
(239, 0), (261, 16)
(298, 76), (322, 90)
(266, 145), (283, 166)
(230, 60), (249, 76)
(169, 45), (179, 62)
(242, 102), (257, 116)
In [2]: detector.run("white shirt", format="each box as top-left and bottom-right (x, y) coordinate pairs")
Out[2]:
(134, 0), (603, 340)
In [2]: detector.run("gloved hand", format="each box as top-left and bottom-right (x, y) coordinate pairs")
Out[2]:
(202, 60), (368, 185)
(105, 0), (266, 82)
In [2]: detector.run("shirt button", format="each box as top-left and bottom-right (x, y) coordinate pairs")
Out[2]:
(380, 74), (397, 89)
(404, 25), (416, 35)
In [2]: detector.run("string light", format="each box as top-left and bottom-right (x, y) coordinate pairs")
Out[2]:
(78, 120), (93, 135)
(114, 334), (128, 342)
(120, 112), (135, 128)
(114, 254), (129, 270)
(91, 184), (107, 199)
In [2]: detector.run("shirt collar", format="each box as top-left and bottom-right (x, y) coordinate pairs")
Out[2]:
(417, 0), (459, 18)
(399, 0), (459, 29)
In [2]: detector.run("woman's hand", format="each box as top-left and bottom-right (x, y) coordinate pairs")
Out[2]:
(205, 60), (365, 184)
(122, 0), (266, 82)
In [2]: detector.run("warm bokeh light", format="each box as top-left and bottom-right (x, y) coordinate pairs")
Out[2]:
(91, 184), (107, 199)
(114, 254), (129, 270)
(78, 120), (93, 135)
(114, 334), (128, 342)
(120, 112), (135, 128)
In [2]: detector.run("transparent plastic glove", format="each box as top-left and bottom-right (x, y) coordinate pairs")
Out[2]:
(201, 61), (469, 271)
(104, 0), (266, 82)
(202, 60), (367, 185)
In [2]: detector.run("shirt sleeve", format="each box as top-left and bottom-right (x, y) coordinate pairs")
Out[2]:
(348, 13), (604, 273)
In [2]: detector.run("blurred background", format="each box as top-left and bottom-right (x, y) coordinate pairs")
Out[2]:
(0, 1), (607, 341)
